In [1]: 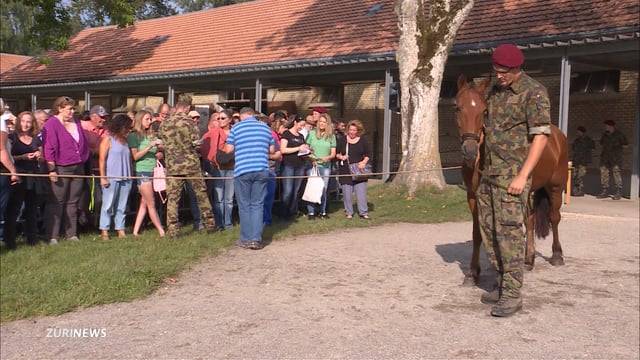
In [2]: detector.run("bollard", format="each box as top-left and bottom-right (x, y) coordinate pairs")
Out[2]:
(565, 161), (572, 205)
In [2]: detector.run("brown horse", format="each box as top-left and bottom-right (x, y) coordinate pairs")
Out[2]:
(455, 74), (568, 286)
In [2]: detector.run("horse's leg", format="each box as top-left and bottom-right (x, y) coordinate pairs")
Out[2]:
(463, 196), (482, 286)
(548, 187), (565, 266)
(525, 204), (536, 271)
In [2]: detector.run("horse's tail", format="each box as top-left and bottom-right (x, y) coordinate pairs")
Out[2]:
(533, 188), (551, 239)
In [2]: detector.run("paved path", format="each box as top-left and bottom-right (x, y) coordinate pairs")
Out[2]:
(1, 200), (638, 359)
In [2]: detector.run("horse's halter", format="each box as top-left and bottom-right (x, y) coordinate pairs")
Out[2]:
(460, 132), (481, 144)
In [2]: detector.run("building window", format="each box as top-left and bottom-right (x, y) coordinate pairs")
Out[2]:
(571, 70), (620, 93)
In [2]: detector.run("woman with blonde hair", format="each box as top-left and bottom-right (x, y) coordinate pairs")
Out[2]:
(336, 119), (371, 219)
(305, 113), (336, 219)
(128, 110), (165, 237)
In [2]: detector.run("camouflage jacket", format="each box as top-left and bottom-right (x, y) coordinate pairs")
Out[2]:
(484, 72), (552, 176)
(571, 135), (595, 165)
(600, 129), (627, 165)
(158, 112), (201, 175)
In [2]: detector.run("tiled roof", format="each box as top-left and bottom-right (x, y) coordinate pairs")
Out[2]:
(0, 53), (32, 74)
(1, 0), (638, 86)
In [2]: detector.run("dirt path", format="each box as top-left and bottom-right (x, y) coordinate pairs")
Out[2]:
(1, 206), (638, 359)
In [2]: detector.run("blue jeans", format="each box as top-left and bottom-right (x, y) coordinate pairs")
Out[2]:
(263, 170), (277, 225)
(281, 164), (306, 217)
(212, 168), (234, 229)
(234, 170), (269, 243)
(306, 166), (331, 215)
(100, 179), (132, 231)
(185, 182), (201, 229)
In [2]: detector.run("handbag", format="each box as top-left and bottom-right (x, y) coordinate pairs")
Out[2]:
(346, 142), (372, 181)
(152, 160), (167, 203)
(216, 148), (234, 166)
(302, 166), (324, 204)
(213, 129), (234, 166)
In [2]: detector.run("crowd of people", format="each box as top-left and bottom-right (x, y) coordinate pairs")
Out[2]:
(0, 96), (372, 250)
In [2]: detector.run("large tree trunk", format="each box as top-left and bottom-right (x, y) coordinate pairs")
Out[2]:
(394, 0), (474, 196)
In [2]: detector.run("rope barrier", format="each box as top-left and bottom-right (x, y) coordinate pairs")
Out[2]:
(0, 166), (464, 181)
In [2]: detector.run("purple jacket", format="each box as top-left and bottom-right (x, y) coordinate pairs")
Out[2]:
(43, 115), (89, 166)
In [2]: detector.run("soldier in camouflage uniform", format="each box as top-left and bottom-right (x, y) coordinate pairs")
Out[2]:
(477, 44), (552, 317)
(159, 101), (215, 237)
(571, 126), (595, 196)
(597, 120), (627, 200)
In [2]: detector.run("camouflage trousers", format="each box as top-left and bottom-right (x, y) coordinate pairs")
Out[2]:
(477, 177), (528, 298)
(166, 173), (215, 236)
(572, 164), (587, 192)
(600, 164), (622, 192)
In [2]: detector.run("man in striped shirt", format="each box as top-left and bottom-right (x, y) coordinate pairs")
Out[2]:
(223, 107), (275, 249)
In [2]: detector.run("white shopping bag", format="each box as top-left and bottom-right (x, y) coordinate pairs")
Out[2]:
(302, 166), (324, 204)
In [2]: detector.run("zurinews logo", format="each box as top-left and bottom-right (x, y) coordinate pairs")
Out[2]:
(46, 328), (107, 338)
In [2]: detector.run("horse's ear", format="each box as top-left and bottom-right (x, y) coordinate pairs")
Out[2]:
(457, 74), (468, 91)
(476, 78), (491, 94)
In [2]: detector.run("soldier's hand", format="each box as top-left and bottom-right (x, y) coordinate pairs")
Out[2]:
(508, 175), (527, 195)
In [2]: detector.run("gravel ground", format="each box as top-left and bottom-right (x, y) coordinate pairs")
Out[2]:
(1, 199), (638, 359)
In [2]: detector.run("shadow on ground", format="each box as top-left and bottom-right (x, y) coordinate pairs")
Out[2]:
(435, 240), (496, 291)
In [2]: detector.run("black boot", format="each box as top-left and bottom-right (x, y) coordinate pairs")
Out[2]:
(612, 189), (622, 200)
(490, 296), (523, 317)
(481, 287), (500, 304)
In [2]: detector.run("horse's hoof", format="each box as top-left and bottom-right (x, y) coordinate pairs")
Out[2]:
(525, 263), (534, 271)
(462, 274), (478, 287)
(549, 256), (565, 266)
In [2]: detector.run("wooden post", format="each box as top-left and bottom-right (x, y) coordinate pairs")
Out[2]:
(565, 161), (572, 205)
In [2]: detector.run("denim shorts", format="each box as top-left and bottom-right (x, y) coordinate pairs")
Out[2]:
(136, 171), (153, 186)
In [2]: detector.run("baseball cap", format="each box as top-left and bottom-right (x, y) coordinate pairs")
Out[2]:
(89, 105), (109, 117)
(188, 110), (201, 118)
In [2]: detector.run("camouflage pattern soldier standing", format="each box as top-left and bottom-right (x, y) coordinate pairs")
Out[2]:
(159, 101), (216, 237)
(597, 120), (627, 200)
(477, 44), (552, 317)
(571, 126), (595, 196)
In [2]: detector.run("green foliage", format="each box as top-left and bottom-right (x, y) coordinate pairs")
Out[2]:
(1, 0), (247, 55)
(1, 0), (42, 55)
(0, 185), (469, 322)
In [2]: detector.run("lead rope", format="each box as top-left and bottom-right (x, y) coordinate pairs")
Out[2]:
(89, 176), (95, 212)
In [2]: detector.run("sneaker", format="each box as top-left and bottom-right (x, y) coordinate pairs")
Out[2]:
(67, 236), (80, 242)
(612, 191), (622, 200)
(248, 241), (264, 250)
(320, 213), (330, 219)
(359, 214), (371, 220)
(307, 214), (316, 220)
(49, 239), (58, 245)
(596, 190), (609, 199)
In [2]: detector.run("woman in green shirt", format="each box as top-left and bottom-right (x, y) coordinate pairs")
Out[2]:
(128, 110), (165, 237)
(306, 113), (336, 218)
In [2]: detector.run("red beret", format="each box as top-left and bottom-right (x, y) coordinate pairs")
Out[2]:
(604, 120), (615, 126)
(492, 44), (524, 68)
(311, 106), (327, 114)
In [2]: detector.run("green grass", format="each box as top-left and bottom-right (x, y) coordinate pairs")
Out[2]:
(0, 185), (469, 322)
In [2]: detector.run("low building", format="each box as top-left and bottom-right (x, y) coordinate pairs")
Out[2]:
(1, 0), (638, 195)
